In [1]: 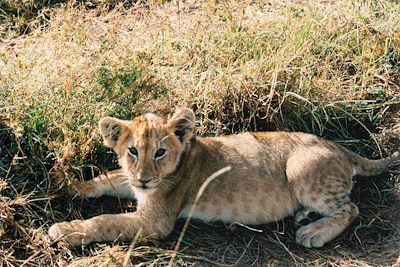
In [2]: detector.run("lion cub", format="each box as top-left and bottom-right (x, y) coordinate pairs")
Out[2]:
(49, 108), (399, 248)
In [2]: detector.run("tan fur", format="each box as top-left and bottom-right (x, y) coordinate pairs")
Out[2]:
(49, 108), (400, 248)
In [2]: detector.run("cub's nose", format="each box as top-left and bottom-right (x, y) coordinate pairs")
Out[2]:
(138, 179), (150, 185)
(136, 172), (152, 184)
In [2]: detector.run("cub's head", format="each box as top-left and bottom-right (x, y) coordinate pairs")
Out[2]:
(99, 108), (195, 192)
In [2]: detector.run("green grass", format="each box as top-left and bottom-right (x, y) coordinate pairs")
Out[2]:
(0, 0), (399, 266)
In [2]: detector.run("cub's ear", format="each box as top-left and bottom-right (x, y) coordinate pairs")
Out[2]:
(167, 108), (195, 143)
(99, 117), (127, 148)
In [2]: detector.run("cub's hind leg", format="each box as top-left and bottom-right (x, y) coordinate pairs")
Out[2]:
(295, 196), (359, 248)
(72, 169), (134, 199)
(287, 147), (359, 248)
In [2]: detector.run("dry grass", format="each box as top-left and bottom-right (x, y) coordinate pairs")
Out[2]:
(0, 0), (400, 266)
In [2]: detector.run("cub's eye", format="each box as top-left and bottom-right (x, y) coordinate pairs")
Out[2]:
(128, 147), (138, 158)
(155, 148), (166, 159)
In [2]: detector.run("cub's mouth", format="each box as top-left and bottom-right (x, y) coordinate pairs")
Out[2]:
(131, 183), (158, 195)
(138, 184), (149, 190)
(131, 180), (158, 191)
(125, 173), (158, 190)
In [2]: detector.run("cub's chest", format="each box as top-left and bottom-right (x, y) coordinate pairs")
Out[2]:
(133, 188), (157, 206)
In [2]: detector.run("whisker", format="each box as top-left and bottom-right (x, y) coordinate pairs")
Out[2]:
(118, 174), (131, 180)
(119, 181), (131, 186)
(159, 183), (172, 190)
(159, 179), (176, 189)
(158, 181), (167, 189)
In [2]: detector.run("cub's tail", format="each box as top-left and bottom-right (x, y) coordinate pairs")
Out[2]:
(348, 150), (400, 177)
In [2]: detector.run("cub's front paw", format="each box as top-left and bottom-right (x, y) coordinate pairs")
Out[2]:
(49, 221), (88, 246)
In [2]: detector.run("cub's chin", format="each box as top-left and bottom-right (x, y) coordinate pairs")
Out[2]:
(131, 183), (158, 194)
